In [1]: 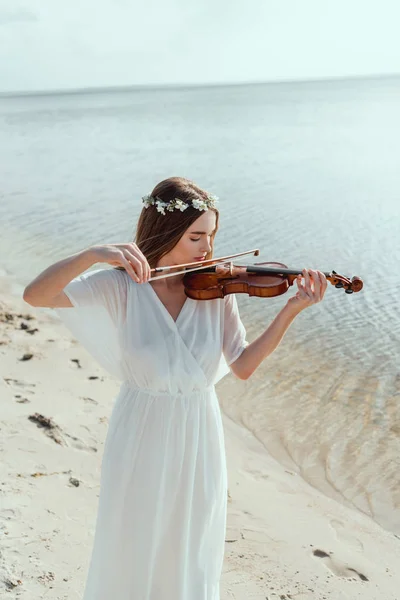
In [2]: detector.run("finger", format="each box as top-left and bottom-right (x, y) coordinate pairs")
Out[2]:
(124, 252), (144, 282)
(129, 245), (150, 282)
(297, 274), (310, 301)
(306, 269), (319, 301)
(144, 259), (151, 282)
(302, 269), (313, 298)
(297, 274), (307, 292)
(120, 255), (140, 282)
(139, 257), (150, 283)
(319, 271), (328, 297)
(310, 269), (321, 301)
(323, 272), (328, 293)
(297, 273), (305, 292)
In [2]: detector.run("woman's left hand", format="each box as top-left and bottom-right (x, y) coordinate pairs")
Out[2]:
(286, 268), (328, 312)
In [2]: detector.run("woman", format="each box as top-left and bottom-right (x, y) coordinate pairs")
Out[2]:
(23, 176), (327, 599)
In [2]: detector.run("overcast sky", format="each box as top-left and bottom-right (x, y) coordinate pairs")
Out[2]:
(1, 0), (399, 93)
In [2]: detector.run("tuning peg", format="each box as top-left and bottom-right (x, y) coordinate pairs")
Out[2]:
(345, 289), (353, 294)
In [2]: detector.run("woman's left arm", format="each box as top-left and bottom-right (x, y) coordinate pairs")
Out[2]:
(231, 269), (328, 380)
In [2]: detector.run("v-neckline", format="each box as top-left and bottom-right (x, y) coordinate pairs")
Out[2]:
(147, 282), (190, 326)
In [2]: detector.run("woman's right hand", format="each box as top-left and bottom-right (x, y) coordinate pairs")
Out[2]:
(91, 243), (151, 283)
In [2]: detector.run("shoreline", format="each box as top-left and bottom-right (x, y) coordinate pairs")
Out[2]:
(1, 269), (399, 598)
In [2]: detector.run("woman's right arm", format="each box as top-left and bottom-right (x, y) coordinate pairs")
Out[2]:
(23, 247), (100, 308)
(23, 243), (151, 308)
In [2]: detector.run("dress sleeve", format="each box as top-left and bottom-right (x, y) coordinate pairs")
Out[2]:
(53, 268), (128, 380)
(223, 294), (249, 366)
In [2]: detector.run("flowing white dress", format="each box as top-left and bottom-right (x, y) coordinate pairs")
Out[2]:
(54, 267), (248, 600)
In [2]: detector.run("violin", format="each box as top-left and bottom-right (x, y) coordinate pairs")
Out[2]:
(149, 248), (363, 301)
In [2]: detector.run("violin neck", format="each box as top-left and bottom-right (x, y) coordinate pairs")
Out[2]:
(246, 266), (331, 277)
(198, 265), (332, 278)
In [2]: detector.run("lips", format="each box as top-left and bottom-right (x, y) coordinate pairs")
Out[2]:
(193, 256), (206, 261)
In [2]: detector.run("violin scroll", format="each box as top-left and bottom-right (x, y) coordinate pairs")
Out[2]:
(330, 270), (363, 294)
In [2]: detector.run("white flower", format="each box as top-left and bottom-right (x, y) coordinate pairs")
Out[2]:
(207, 194), (219, 207)
(142, 194), (154, 208)
(192, 198), (208, 211)
(155, 201), (167, 215)
(175, 200), (189, 211)
(141, 192), (218, 214)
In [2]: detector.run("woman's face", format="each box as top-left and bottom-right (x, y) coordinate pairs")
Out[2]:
(160, 210), (217, 267)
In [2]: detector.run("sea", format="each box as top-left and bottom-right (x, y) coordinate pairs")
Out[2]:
(1, 76), (399, 534)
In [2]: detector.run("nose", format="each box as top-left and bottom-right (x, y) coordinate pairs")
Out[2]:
(201, 238), (212, 253)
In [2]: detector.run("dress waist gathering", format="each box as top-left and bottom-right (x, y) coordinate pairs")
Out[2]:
(120, 380), (215, 398)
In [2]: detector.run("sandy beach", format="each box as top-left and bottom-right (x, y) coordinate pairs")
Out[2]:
(1, 268), (400, 600)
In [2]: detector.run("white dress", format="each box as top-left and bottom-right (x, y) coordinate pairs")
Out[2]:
(55, 267), (248, 600)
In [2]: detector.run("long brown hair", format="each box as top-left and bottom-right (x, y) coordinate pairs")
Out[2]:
(117, 176), (219, 270)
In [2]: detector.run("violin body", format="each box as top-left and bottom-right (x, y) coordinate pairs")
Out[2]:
(183, 261), (363, 301)
(183, 262), (291, 300)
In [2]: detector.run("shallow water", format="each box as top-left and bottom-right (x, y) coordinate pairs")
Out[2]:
(1, 77), (399, 533)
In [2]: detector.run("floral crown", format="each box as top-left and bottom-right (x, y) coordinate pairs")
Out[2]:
(142, 193), (218, 215)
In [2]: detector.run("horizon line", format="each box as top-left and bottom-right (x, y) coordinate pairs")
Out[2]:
(1, 71), (399, 99)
